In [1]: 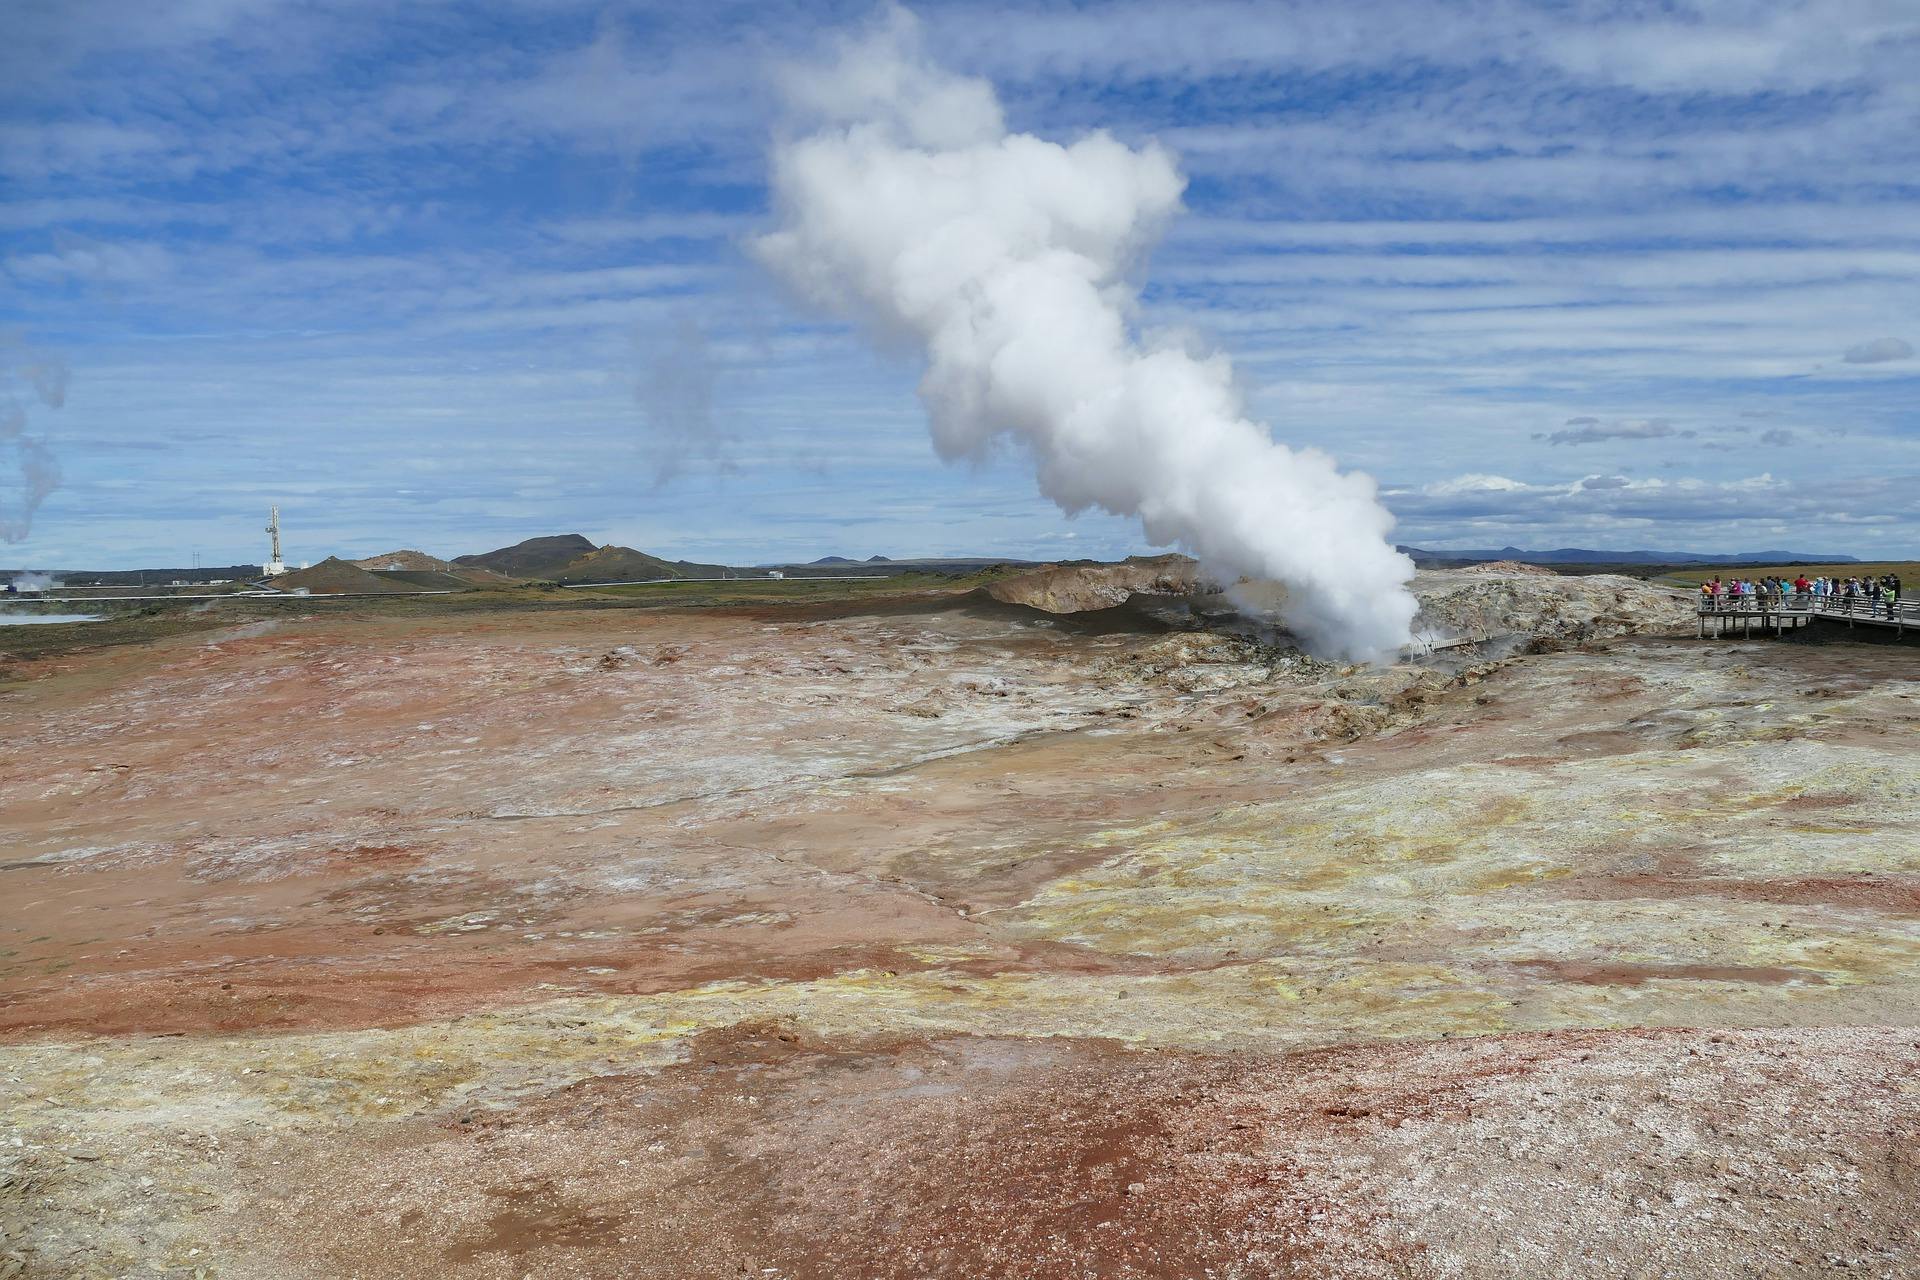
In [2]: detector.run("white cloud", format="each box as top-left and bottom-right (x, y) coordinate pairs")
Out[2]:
(1418, 473), (1531, 496)
(1842, 337), (1914, 363)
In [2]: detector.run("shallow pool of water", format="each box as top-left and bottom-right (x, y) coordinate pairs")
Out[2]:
(0, 612), (103, 625)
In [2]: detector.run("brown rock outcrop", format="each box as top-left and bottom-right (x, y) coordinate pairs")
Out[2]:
(984, 554), (1203, 613)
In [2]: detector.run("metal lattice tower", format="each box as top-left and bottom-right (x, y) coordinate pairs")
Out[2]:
(264, 506), (285, 575)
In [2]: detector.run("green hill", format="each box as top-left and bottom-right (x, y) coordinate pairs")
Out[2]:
(455, 534), (728, 583)
(554, 545), (683, 583)
(454, 534), (598, 579)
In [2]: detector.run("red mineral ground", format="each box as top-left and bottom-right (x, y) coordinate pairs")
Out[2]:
(4, 567), (1918, 1278)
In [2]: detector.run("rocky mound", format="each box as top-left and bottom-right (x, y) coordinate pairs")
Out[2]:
(982, 556), (1687, 654)
(985, 554), (1203, 613)
(267, 558), (410, 595)
(351, 549), (454, 572)
(1459, 559), (1555, 576)
(1412, 568), (1691, 648)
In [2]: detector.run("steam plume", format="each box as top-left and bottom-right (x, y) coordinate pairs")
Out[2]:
(1, 337), (65, 544)
(0, 440), (58, 543)
(633, 314), (734, 484)
(755, 10), (1415, 660)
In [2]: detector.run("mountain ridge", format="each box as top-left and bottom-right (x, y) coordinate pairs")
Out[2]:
(1401, 545), (1861, 566)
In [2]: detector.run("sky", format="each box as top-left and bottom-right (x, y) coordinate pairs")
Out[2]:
(3, 0), (1917, 569)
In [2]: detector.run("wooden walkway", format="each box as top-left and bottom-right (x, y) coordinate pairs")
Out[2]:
(1698, 595), (1918, 639)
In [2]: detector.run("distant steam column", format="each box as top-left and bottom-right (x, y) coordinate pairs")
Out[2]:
(264, 506), (287, 577)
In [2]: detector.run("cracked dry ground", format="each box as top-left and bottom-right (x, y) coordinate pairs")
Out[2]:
(3, 599), (1919, 1278)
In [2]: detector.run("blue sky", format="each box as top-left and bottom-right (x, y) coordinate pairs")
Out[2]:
(3, 0), (1917, 568)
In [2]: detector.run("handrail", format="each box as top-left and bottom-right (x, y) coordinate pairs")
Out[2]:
(1696, 594), (1918, 622)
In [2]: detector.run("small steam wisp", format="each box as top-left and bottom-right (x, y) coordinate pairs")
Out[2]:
(755, 10), (1416, 660)
(2, 338), (66, 545)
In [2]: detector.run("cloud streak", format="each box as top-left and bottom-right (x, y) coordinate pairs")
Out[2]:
(1537, 418), (1693, 446)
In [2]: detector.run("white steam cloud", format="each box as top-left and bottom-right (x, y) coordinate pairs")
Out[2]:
(754, 10), (1415, 660)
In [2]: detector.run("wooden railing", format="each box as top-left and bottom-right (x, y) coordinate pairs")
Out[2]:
(1697, 593), (1917, 621)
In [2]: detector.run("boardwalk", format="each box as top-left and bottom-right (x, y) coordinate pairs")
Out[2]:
(1698, 594), (1918, 639)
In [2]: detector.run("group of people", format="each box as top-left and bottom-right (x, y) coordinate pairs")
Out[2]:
(1701, 572), (1904, 617)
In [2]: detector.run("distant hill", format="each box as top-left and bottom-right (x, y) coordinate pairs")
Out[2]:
(764, 555), (1040, 577)
(1402, 545), (1860, 566)
(455, 534), (598, 578)
(5, 566), (261, 586)
(351, 549), (455, 572)
(267, 558), (411, 595)
(455, 534), (727, 583)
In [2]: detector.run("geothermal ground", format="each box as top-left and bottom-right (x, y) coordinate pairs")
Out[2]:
(3, 569), (1918, 1278)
